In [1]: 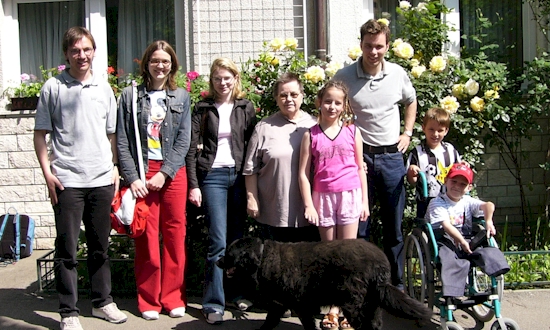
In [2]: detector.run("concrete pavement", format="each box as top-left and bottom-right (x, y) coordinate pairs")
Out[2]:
(0, 251), (546, 330)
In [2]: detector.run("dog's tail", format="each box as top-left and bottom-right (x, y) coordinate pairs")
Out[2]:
(379, 284), (432, 325)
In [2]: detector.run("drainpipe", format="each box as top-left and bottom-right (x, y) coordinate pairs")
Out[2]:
(314, 0), (327, 61)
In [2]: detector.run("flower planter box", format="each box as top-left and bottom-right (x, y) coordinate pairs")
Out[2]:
(10, 97), (39, 110)
(37, 250), (136, 296)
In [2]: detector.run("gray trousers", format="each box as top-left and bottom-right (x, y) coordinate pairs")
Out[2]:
(438, 237), (510, 297)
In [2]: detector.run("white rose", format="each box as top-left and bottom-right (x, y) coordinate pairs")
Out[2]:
(464, 78), (480, 96)
(400, 1), (412, 10)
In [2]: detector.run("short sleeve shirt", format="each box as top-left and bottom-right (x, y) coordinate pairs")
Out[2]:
(426, 193), (484, 236)
(34, 70), (117, 188)
(243, 111), (317, 227)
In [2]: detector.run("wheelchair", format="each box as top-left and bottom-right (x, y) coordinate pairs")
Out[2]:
(402, 172), (519, 330)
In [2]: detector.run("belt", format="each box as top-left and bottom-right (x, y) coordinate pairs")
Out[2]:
(364, 143), (399, 154)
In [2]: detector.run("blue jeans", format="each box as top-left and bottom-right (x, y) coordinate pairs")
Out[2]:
(200, 167), (247, 314)
(359, 150), (406, 288)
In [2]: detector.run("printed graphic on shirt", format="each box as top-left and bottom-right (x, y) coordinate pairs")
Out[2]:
(317, 143), (354, 162)
(147, 92), (167, 160)
(436, 160), (453, 185)
(450, 210), (464, 227)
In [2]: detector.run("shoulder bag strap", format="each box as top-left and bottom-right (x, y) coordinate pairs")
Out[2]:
(0, 213), (9, 241)
(133, 86), (146, 182)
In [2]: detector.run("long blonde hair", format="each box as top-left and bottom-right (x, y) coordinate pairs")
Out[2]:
(316, 80), (355, 126)
(208, 57), (246, 101)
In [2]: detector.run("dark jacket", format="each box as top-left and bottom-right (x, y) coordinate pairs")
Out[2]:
(186, 98), (257, 189)
(117, 84), (191, 185)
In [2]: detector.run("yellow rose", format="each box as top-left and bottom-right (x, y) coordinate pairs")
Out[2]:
(325, 61), (344, 77)
(304, 66), (326, 83)
(452, 84), (465, 98)
(377, 18), (390, 26)
(411, 65), (426, 78)
(440, 95), (459, 114)
(410, 59), (420, 67)
(284, 38), (298, 50)
(470, 96), (485, 112)
(348, 46), (362, 61)
(271, 57), (280, 65)
(269, 38), (285, 51)
(484, 90), (500, 100)
(392, 38), (403, 48)
(429, 56), (447, 73)
(464, 78), (479, 96)
(393, 42), (414, 59)
(400, 1), (412, 9)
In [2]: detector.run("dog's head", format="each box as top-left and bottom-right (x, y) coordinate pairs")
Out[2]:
(217, 237), (264, 279)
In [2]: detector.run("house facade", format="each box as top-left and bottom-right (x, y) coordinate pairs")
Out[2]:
(0, 0), (547, 249)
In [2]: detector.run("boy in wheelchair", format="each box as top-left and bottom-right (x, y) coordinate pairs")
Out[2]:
(425, 163), (510, 302)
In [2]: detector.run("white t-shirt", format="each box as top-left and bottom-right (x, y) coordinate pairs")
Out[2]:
(212, 102), (235, 168)
(426, 193), (484, 236)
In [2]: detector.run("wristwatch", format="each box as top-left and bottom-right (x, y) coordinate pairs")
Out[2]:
(403, 130), (413, 137)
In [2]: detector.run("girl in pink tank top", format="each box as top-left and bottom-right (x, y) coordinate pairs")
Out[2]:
(298, 80), (369, 330)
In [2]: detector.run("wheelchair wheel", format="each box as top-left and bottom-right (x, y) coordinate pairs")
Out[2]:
(445, 321), (465, 330)
(490, 317), (520, 330)
(403, 228), (435, 308)
(471, 269), (504, 322)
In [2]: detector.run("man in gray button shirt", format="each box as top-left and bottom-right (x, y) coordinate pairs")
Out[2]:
(333, 19), (417, 289)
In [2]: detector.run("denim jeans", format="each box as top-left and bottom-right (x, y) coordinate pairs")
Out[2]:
(200, 167), (247, 314)
(359, 150), (406, 288)
(53, 185), (114, 317)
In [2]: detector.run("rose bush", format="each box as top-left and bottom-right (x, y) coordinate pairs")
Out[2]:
(240, 39), (343, 118)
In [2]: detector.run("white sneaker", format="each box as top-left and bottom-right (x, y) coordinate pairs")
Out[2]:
(204, 311), (223, 324)
(234, 299), (253, 311)
(142, 310), (160, 320)
(60, 316), (83, 330)
(169, 307), (186, 318)
(92, 302), (128, 324)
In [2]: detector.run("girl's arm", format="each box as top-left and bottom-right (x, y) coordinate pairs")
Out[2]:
(298, 130), (319, 226)
(354, 126), (369, 221)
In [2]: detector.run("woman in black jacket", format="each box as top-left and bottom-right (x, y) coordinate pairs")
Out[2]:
(185, 57), (257, 324)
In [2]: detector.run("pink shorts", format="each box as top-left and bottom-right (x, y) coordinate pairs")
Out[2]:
(312, 188), (362, 228)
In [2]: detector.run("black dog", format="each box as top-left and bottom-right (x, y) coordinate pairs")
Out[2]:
(218, 237), (432, 330)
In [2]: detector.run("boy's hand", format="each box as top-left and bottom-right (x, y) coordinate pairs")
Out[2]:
(408, 165), (421, 177)
(460, 241), (472, 254)
(486, 221), (496, 237)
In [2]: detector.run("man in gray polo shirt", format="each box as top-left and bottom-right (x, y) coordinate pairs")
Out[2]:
(34, 27), (127, 330)
(333, 19), (417, 289)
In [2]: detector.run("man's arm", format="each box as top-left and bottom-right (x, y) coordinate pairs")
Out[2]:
(398, 99), (417, 153)
(34, 130), (64, 205)
(108, 133), (119, 193)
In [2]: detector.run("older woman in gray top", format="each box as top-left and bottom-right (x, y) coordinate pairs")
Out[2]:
(243, 72), (319, 243)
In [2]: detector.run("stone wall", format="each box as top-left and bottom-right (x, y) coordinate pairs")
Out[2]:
(0, 108), (55, 249)
(475, 116), (550, 243)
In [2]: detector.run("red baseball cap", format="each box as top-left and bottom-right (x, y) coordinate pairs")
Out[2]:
(447, 163), (474, 184)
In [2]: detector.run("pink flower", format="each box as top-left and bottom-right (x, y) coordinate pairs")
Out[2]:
(186, 81), (191, 92)
(256, 107), (261, 113)
(131, 80), (138, 87)
(58, 65), (66, 72)
(29, 74), (38, 81)
(200, 90), (209, 98)
(20, 73), (30, 81)
(186, 71), (199, 81)
(107, 66), (115, 74)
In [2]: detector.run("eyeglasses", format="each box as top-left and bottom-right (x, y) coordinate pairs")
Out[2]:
(149, 59), (172, 66)
(212, 76), (234, 84)
(68, 47), (94, 57)
(278, 92), (301, 100)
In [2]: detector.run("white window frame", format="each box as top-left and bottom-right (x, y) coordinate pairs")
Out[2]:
(2, 0), (185, 88)
(361, 0), (539, 62)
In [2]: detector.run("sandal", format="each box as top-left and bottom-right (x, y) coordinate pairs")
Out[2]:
(321, 313), (339, 329)
(340, 318), (354, 330)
